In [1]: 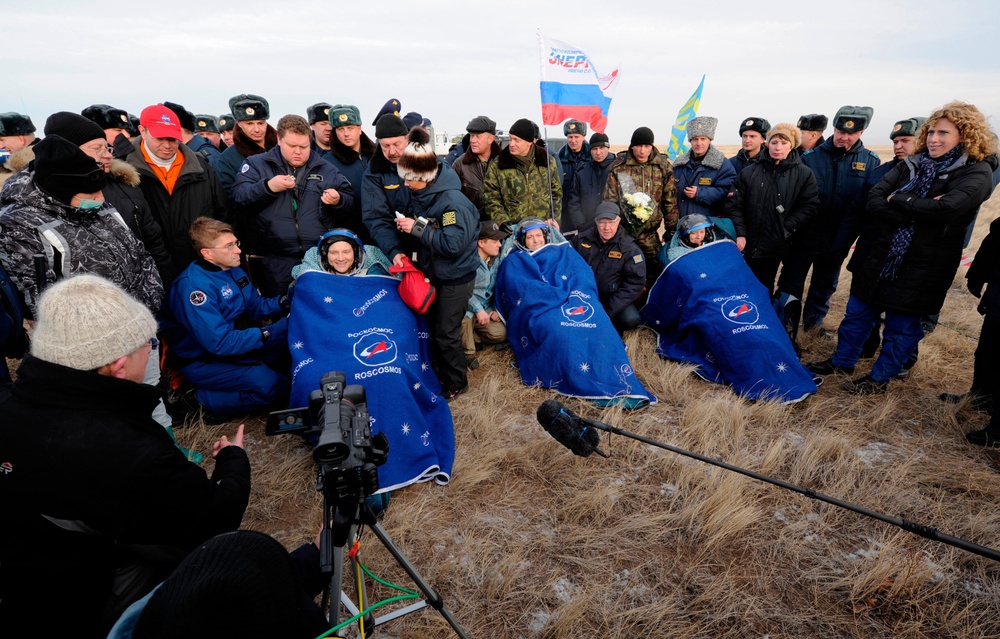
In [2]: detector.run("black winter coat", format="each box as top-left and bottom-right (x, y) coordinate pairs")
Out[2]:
(0, 356), (251, 638)
(408, 161), (479, 284)
(849, 152), (995, 315)
(233, 146), (354, 295)
(968, 216), (1000, 319)
(362, 145), (418, 261)
(571, 224), (646, 318)
(726, 152), (820, 259)
(103, 159), (178, 287)
(124, 143), (229, 274)
(565, 154), (615, 234)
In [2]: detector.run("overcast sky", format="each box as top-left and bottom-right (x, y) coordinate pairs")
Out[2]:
(6, 0), (1000, 147)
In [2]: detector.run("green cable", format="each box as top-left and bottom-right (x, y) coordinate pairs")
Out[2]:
(314, 559), (420, 639)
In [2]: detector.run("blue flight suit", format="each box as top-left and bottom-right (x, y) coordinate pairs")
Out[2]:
(163, 260), (289, 414)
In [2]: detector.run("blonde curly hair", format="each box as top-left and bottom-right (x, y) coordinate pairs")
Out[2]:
(915, 101), (997, 161)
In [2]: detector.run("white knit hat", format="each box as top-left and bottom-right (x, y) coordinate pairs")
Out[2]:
(31, 274), (158, 371)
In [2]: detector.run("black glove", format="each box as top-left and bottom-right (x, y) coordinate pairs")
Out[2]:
(968, 278), (985, 298)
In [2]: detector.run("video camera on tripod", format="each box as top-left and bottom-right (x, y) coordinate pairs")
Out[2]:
(266, 371), (389, 506)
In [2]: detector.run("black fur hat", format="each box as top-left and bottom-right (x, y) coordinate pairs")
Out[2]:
(229, 94), (270, 121)
(396, 127), (438, 182)
(796, 114), (828, 132)
(738, 117), (770, 136)
(195, 115), (219, 133)
(162, 101), (196, 132)
(218, 114), (236, 132)
(0, 112), (35, 136)
(81, 104), (130, 131)
(126, 114), (140, 137)
(307, 102), (332, 125)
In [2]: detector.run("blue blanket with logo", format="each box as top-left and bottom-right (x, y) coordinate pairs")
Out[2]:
(641, 240), (815, 404)
(287, 271), (454, 492)
(495, 242), (654, 405)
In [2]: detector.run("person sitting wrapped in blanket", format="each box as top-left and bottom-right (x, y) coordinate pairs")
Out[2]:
(290, 228), (393, 280)
(493, 217), (655, 408)
(286, 226), (456, 493)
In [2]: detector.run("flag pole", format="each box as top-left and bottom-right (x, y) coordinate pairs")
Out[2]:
(538, 30), (557, 224)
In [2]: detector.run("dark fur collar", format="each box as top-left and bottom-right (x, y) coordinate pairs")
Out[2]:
(368, 143), (395, 174)
(232, 122), (278, 157)
(460, 140), (501, 165)
(496, 143), (549, 170)
(330, 132), (375, 165)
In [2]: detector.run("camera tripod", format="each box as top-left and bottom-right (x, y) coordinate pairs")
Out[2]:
(319, 489), (470, 639)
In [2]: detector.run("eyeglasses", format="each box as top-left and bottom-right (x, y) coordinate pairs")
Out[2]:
(208, 240), (241, 251)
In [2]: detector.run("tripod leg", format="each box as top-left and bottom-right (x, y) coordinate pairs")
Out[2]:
(367, 519), (471, 639)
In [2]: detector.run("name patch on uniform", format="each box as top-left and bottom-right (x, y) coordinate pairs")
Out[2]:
(236, 276), (250, 288)
(442, 211), (457, 226)
(852, 162), (867, 171)
(633, 254), (643, 263)
(307, 174), (324, 182)
(698, 177), (713, 185)
(384, 184), (399, 190)
(240, 163), (250, 173)
(190, 291), (207, 306)
(609, 251), (623, 259)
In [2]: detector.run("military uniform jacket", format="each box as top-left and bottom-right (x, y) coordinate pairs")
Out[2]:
(163, 260), (286, 364)
(604, 147), (678, 253)
(481, 144), (562, 227)
(362, 145), (418, 261)
(572, 225), (646, 318)
(672, 145), (737, 218)
(798, 138), (880, 250)
(321, 133), (376, 243)
(186, 133), (223, 171)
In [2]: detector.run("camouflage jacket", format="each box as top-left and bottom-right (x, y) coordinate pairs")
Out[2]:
(0, 170), (163, 314)
(604, 148), (679, 255)
(481, 144), (561, 227)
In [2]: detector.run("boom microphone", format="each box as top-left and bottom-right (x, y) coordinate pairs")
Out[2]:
(536, 399), (609, 458)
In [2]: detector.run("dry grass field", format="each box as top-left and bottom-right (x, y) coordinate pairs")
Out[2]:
(167, 187), (1000, 638)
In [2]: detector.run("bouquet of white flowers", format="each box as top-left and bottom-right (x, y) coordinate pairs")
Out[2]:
(622, 191), (653, 223)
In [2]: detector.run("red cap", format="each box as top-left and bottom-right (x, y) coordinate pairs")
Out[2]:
(139, 104), (182, 139)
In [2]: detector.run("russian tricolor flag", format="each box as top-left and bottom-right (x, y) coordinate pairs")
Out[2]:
(539, 35), (620, 134)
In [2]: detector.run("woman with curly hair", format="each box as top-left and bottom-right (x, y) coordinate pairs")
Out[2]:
(808, 101), (997, 395)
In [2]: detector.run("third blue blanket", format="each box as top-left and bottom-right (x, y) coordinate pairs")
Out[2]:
(288, 270), (455, 492)
(641, 240), (816, 404)
(495, 242), (654, 405)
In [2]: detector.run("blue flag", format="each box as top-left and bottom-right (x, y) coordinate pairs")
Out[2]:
(287, 271), (455, 492)
(667, 75), (705, 161)
(641, 241), (816, 404)
(495, 242), (654, 406)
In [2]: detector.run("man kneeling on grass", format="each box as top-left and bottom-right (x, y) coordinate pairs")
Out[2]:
(162, 217), (291, 422)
